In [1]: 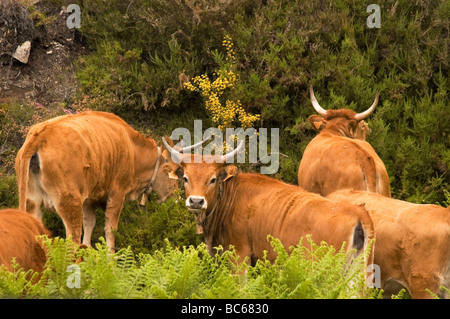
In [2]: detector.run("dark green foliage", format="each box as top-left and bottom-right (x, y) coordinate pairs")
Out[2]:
(0, 173), (18, 209)
(68, 0), (449, 204)
(114, 191), (202, 254)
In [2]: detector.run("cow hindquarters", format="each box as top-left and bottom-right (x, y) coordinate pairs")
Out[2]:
(352, 221), (365, 253)
(348, 219), (374, 270)
(16, 150), (44, 220)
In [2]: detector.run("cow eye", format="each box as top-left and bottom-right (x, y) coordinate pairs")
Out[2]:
(183, 176), (188, 183)
(209, 177), (216, 185)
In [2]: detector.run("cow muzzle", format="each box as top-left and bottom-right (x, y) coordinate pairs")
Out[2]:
(186, 196), (207, 210)
(186, 196), (208, 234)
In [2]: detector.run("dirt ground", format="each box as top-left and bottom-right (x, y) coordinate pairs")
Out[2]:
(0, 0), (87, 106)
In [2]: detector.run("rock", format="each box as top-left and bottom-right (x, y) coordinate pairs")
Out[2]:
(12, 41), (31, 64)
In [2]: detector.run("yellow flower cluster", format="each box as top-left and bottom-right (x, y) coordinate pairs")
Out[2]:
(184, 36), (260, 131)
(223, 35), (236, 65)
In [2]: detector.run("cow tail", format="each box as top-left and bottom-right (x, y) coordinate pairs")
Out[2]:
(351, 207), (375, 268)
(359, 155), (378, 194)
(16, 134), (40, 213)
(17, 150), (31, 213)
(351, 221), (365, 253)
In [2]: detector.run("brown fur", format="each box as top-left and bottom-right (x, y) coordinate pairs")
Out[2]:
(328, 190), (450, 299)
(15, 111), (178, 252)
(299, 108), (391, 197)
(0, 209), (50, 273)
(164, 157), (375, 268)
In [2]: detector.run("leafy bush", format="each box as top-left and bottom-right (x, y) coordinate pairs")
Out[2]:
(114, 191), (202, 255)
(67, 0), (449, 204)
(0, 235), (382, 299)
(184, 36), (260, 131)
(0, 101), (72, 173)
(0, 173), (18, 209)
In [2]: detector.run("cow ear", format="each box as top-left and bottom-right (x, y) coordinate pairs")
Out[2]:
(219, 165), (238, 182)
(308, 115), (326, 130)
(348, 120), (358, 137)
(161, 149), (171, 163)
(163, 162), (183, 180)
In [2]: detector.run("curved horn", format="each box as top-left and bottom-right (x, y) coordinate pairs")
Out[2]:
(162, 136), (182, 163)
(179, 136), (211, 153)
(354, 93), (379, 121)
(310, 85), (327, 116)
(220, 140), (245, 163)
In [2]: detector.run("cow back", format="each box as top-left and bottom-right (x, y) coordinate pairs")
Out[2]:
(213, 173), (375, 264)
(298, 134), (390, 197)
(327, 189), (450, 298)
(0, 209), (50, 273)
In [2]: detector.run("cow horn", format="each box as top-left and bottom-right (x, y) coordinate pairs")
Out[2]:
(179, 136), (211, 153)
(162, 136), (183, 163)
(220, 140), (245, 163)
(310, 85), (327, 116)
(354, 93), (379, 121)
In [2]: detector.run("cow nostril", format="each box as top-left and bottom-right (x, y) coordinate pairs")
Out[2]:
(188, 196), (206, 209)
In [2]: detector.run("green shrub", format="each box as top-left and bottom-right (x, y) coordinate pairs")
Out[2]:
(0, 234), (382, 299)
(0, 101), (68, 173)
(115, 191), (201, 255)
(68, 0), (449, 204)
(244, 236), (375, 299)
(0, 173), (18, 209)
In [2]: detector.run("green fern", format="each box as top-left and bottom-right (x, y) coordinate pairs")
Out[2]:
(0, 234), (381, 299)
(0, 260), (40, 297)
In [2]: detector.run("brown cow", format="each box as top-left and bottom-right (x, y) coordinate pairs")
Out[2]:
(327, 190), (450, 299)
(15, 111), (186, 252)
(162, 137), (375, 268)
(0, 209), (50, 273)
(298, 86), (391, 197)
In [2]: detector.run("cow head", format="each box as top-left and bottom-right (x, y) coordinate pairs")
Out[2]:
(308, 85), (378, 140)
(161, 137), (242, 234)
(145, 137), (212, 204)
(149, 146), (179, 203)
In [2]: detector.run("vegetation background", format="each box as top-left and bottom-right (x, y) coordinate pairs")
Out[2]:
(0, 0), (448, 298)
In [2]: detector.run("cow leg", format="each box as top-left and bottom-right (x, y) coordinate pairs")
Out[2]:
(82, 200), (96, 247)
(56, 195), (83, 245)
(233, 245), (252, 269)
(104, 196), (124, 253)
